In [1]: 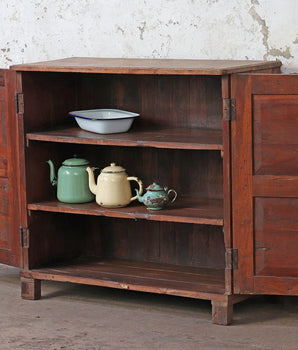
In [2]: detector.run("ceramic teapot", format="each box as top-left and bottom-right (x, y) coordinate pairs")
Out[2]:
(136, 182), (177, 210)
(47, 157), (94, 203)
(86, 162), (143, 208)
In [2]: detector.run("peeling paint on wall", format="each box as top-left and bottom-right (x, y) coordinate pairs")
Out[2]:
(249, 2), (295, 62)
(0, 0), (297, 72)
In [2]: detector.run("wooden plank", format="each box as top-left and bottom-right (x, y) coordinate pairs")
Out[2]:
(0, 69), (22, 267)
(10, 57), (281, 75)
(253, 175), (298, 197)
(254, 197), (298, 278)
(251, 74), (298, 94)
(221, 75), (233, 295)
(27, 197), (224, 226)
(253, 276), (298, 295)
(253, 94), (298, 175)
(231, 74), (255, 293)
(0, 71), (4, 86)
(0, 157), (8, 177)
(0, 177), (9, 215)
(232, 73), (298, 296)
(21, 258), (225, 298)
(26, 127), (223, 150)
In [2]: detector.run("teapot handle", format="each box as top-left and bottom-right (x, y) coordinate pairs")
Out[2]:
(167, 189), (177, 203)
(127, 177), (143, 202)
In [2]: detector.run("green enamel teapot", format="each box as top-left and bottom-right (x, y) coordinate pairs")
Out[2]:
(47, 157), (94, 203)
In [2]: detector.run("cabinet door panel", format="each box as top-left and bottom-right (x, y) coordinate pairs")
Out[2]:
(0, 69), (22, 267)
(254, 197), (298, 277)
(0, 94), (7, 154)
(232, 74), (298, 295)
(253, 95), (298, 175)
(0, 177), (9, 215)
(0, 217), (10, 249)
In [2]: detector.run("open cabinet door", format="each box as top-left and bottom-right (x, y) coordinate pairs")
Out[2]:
(231, 74), (298, 295)
(0, 69), (22, 267)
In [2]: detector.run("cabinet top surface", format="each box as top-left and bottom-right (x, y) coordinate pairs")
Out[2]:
(10, 57), (281, 75)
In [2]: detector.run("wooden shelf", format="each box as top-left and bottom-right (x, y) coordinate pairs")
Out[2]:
(22, 258), (225, 298)
(28, 197), (223, 226)
(26, 126), (223, 150)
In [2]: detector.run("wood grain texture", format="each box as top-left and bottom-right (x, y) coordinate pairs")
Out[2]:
(0, 177), (9, 215)
(11, 57), (282, 75)
(231, 74), (255, 294)
(253, 95), (298, 175)
(254, 197), (298, 277)
(232, 73), (298, 295)
(21, 276), (41, 300)
(27, 126), (223, 150)
(21, 257), (225, 298)
(27, 197), (224, 226)
(8, 59), (294, 325)
(0, 69), (22, 267)
(253, 175), (298, 197)
(0, 215), (10, 250)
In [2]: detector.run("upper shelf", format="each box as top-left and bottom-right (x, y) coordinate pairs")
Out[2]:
(26, 126), (223, 150)
(11, 57), (282, 75)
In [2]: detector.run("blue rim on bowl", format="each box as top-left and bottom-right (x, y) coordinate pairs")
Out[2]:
(69, 109), (140, 134)
(69, 109), (139, 120)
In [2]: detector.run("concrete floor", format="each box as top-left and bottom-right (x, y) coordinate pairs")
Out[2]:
(0, 264), (297, 350)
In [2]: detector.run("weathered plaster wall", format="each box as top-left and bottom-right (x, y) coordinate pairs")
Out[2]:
(1, 0), (297, 72)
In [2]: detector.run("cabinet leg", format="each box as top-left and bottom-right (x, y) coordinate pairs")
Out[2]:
(211, 299), (233, 325)
(21, 276), (41, 300)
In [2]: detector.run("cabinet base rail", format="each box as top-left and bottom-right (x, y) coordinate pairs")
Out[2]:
(20, 258), (248, 325)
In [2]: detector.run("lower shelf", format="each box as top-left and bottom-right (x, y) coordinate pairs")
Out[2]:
(22, 258), (225, 299)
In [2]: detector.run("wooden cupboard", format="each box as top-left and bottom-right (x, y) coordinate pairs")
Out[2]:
(0, 58), (297, 325)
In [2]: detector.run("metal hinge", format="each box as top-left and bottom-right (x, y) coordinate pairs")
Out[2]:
(225, 248), (238, 270)
(223, 98), (236, 121)
(15, 93), (24, 114)
(19, 227), (29, 248)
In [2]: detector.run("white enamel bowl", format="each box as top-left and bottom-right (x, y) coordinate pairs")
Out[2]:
(69, 109), (139, 134)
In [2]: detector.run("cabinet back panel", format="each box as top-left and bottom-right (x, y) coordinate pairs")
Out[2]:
(26, 144), (223, 201)
(22, 72), (78, 132)
(98, 219), (225, 269)
(25, 142), (80, 203)
(78, 74), (223, 129)
(27, 213), (224, 269)
(28, 212), (87, 268)
(22, 72), (223, 131)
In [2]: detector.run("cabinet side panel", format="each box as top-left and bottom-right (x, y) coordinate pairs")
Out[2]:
(0, 69), (22, 267)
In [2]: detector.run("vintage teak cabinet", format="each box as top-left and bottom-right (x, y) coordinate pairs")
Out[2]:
(0, 58), (297, 325)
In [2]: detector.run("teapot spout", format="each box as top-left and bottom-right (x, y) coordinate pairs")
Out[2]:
(47, 160), (57, 186)
(86, 167), (97, 195)
(136, 189), (144, 203)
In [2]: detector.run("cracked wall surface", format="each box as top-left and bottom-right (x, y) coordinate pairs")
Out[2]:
(0, 0), (297, 72)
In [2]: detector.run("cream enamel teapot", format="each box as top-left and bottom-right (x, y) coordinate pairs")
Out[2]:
(86, 163), (143, 208)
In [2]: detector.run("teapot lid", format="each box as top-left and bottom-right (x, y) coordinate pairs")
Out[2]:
(101, 162), (126, 173)
(146, 182), (164, 191)
(62, 158), (89, 166)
